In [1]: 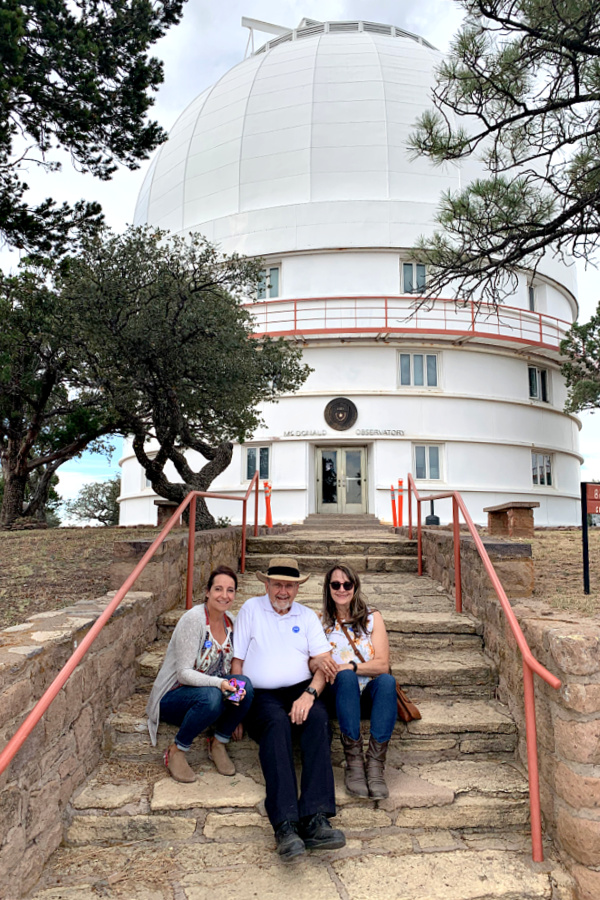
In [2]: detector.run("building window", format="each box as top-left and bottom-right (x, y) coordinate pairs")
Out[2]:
(403, 262), (426, 294)
(532, 451), (552, 486)
(399, 353), (438, 387)
(528, 285), (536, 311)
(414, 445), (442, 480)
(528, 366), (549, 402)
(246, 445), (270, 481)
(257, 267), (280, 299)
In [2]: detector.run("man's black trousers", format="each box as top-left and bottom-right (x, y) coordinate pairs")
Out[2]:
(246, 680), (336, 828)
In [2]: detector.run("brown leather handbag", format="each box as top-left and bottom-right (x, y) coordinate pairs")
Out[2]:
(337, 619), (421, 723)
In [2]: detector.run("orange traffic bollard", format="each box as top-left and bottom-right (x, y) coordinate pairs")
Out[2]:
(397, 478), (403, 527)
(390, 485), (398, 527)
(264, 480), (273, 528)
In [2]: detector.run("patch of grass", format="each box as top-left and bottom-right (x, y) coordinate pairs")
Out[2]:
(0, 525), (179, 630)
(529, 528), (600, 617)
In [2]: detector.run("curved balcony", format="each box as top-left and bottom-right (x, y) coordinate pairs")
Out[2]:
(247, 296), (571, 356)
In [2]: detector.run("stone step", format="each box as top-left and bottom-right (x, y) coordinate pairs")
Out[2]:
(28, 839), (571, 900)
(245, 536), (418, 556)
(106, 693), (515, 764)
(244, 553), (419, 573)
(393, 648), (497, 699)
(66, 755), (531, 847)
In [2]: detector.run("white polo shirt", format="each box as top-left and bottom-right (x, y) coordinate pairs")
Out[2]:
(233, 593), (331, 689)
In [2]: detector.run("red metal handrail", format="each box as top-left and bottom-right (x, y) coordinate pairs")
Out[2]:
(403, 474), (560, 863)
(0, 473), (260, 778)
(246, 294), (571, 351)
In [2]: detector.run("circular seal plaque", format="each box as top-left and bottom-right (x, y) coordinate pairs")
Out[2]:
(324, 397), (358, 431)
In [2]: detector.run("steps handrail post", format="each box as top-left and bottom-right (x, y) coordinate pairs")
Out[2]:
(254, 472), (259, 536)
(523, 660), (544, 862)
(185, 494), (197, 610)
(241, 494), (248, 574)
(452, 494), (462, 613)
(398, 478), (403, 527)
(408, 482), (413, 539)
(417, 498), (422, 576)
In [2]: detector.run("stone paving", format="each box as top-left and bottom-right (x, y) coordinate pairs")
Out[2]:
(25, 524), (576, 900)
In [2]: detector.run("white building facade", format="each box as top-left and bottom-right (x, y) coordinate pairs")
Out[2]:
(119, 19), (581, 527)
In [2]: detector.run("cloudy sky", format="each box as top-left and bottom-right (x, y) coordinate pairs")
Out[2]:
(5, 0), (600, 504)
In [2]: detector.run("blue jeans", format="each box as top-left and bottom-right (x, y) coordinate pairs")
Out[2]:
(159, 678), (254, 751)
(325, 670), (397, 743)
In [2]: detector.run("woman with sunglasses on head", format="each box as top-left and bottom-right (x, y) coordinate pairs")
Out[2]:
(146, 565), (254, 783)
(310, 563), (397, 799)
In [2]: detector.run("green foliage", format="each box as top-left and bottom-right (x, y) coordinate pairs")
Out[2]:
(0, 265), (115, 527)
(561, 311), (600, 412)
(64, 477), (121, 526)
(0, 470), (62, 526)
(0, 0), (185, 254)
(410, 0), (600, 303)
(59, 226), (312, 528)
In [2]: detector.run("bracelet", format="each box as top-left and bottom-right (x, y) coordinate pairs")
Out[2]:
(349, 660), (358, 673)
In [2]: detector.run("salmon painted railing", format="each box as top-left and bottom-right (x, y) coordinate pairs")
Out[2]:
(247, 295), (570, 352)
(404, 473), (560, 863)
(0, 473), (260, 778)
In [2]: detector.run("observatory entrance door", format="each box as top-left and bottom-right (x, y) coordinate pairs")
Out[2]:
(316, 447), (367, 514)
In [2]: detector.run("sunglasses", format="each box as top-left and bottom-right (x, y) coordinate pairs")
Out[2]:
(329, 580), (354, 591)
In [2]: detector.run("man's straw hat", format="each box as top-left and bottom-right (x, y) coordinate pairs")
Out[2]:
(256, 556), (310, 585)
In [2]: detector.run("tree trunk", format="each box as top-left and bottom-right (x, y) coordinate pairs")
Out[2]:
(0, 471), (27, 528)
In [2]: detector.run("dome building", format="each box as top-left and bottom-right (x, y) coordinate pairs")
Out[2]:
(119, 18), (581, 527)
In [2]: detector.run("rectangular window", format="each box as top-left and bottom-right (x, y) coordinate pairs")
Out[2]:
(257, 267), (280, 299)
(403, 262), (427, 294)
(399, 353), (438, 387)
(414, 444), (442, 480)
(528, 366), (549, 402)
(528, 285), (536, 311)
(532, 451), (552, 486)
(246, 445), (270, 481)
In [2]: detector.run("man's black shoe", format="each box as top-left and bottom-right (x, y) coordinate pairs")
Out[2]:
(275, 820), (306, 861)
(299, 813), (346, 850)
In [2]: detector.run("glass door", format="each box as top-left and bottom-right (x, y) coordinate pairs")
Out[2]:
(316, 447), (367, 513)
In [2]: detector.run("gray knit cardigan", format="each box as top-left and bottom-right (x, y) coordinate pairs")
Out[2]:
(146, 604), (236, 746)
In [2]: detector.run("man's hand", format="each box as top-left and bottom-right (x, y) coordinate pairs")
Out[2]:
(289, 691), (315, 724)
(311, 654), (339, 684)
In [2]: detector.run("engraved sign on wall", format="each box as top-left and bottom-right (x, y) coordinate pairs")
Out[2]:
(324, 398), (358, 431)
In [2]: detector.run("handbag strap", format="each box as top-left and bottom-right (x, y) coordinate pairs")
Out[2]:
(337, 618), (366, 664)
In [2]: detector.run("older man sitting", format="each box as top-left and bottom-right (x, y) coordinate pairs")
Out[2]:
(232, 555), (345, 861)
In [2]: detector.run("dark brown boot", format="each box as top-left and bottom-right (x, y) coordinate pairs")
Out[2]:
(341, 733), (369, 798)
(366, 735), (389, 799)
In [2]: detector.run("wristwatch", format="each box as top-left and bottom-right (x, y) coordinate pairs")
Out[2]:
(304, 686), (318, 699)
(349, 660), (358, 672)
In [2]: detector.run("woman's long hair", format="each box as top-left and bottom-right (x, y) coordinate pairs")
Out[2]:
(321, 563), (371, 635)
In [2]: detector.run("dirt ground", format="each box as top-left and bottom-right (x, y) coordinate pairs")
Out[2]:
(0, 525), (174, 630)
(0, 525), (599, 630)
(530, 527), (600, 616)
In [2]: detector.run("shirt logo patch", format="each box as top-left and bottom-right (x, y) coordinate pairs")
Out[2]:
(292, 626), (300, 633)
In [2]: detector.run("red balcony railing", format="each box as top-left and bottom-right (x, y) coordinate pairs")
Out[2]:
(0, 474), (260, 778)
(404, 474), (560, 863)
(247, 295), (570, 351)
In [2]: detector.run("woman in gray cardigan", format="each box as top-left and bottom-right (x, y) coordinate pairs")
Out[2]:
(146, 565), (254, 783)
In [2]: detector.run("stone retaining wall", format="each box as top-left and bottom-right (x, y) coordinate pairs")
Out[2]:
(0, 524), (278, 898)
(401, 526), (600, 900)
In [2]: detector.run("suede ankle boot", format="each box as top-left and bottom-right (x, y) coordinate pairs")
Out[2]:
(208, 736), (236, 776)
(341, 733), (369, 798)
(366, 735), (389, 799)
(164, 743), (196, 783)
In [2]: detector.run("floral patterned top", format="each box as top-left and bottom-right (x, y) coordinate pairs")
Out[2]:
(321, 612), (375, 692)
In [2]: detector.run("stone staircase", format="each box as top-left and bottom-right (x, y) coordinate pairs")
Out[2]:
(25, 521), (575, 900)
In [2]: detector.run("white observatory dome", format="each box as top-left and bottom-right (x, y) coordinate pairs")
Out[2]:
(134, 22), (462, 257)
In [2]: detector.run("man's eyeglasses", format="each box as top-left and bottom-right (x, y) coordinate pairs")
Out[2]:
(330, 581), (353, 591)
